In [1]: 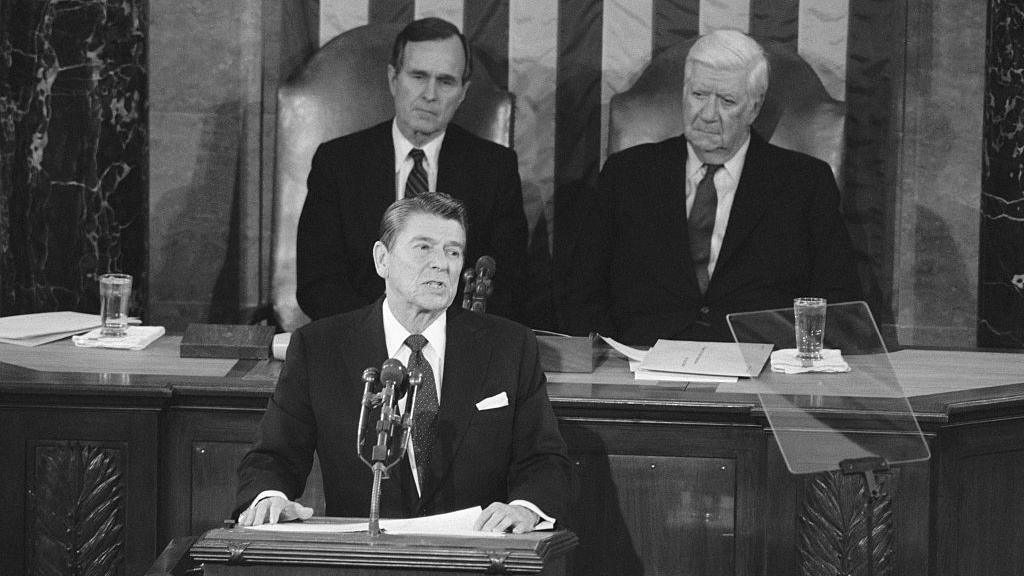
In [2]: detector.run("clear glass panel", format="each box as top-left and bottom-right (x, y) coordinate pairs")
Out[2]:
(727, 301), (930, 474)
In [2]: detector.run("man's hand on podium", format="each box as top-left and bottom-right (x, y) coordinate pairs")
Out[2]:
(237, 495), (314, 527)
(473, 502), (540, 534)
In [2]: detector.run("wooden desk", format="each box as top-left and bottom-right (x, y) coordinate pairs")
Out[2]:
(2, 339), (1023, 576)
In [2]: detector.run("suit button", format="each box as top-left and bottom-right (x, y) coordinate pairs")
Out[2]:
(700, 306), (711, 315)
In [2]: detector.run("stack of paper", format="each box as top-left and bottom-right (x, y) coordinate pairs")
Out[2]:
(602, 335), (772, 383)
(0, 312), (102, 347)
(245, 506), (484, 536)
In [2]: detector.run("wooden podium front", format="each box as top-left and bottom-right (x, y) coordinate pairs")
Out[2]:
(182, 522), (577, 575)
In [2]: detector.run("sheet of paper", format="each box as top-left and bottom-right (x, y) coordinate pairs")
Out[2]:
(0, 330), (95, 347)
(630, 361), (738, 383)
(639, 340), (772, 377)
(245, 506), (483, 535)
(0, 311), (101, 340)
(599, 334), (647, 362)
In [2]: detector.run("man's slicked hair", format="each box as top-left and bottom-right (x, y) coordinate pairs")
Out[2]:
(390, 17), (473, 83)
(684, 29), (769, 104)
(379, 192), (469, 250)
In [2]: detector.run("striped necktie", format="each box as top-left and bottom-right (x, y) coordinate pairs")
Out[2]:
(405, 334), (437, 493)
(405, 148), (428, 198)
(688, 164), (722, 294)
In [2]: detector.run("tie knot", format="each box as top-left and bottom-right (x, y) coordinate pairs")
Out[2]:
(702, 164), (722, 180)
(409, 148), (426, 163)
(405, 334), (428, 353)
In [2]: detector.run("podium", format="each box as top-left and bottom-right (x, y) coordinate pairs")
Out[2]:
(148, 520), (577, 576)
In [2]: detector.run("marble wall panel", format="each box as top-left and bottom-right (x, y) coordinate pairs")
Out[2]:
(897, 0), (986, 347)
(0, 0), (147, 317)
(147, 0), (316, 330)
(979, 1), (1024, 348)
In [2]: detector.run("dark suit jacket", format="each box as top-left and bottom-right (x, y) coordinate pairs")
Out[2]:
(296, 120), (528, 323)
(560, 132), (862, 345)
(235, 301), (571, 522)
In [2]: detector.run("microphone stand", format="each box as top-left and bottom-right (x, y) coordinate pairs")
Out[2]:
(357, 362), (420, 537)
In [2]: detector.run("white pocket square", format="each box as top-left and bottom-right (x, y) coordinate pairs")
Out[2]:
(475, 391), (508, 411)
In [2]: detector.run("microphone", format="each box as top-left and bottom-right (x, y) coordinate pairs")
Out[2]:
(475, 255), (496, 281)
(358, 359), (415, 537)
(373, 359), (406, 463)
(356, 367), (380, 458)
(462, 255), (496, 313)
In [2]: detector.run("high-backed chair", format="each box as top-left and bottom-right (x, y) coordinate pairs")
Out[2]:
(607, 39), (845, 183)
(271, 24), (514, 332)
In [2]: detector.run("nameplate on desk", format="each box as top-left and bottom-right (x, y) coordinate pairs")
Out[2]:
(180, 324), (275, 360)
(535, 331), (595, 373)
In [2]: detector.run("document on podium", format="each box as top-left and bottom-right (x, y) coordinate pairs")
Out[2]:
(245, 506), (483, 536)
(638, 340), (773, 378)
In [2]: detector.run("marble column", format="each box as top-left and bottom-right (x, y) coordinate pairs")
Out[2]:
(980, 2), (1024, 347)
(0, 0), (147, 317)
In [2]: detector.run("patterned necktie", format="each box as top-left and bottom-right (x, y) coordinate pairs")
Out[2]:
(688, 164), (722, 294)
(405, 148), (428, 198)
(405, 334), (438, 492)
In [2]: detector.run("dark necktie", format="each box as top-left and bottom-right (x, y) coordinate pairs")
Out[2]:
(405, 334), (438, 493)
(405, 148), (428, 198)
(688, 164), (722, 294)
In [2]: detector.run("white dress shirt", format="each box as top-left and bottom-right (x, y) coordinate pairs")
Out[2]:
(392, 121), (444, 200)
(685, 136), (750, 279)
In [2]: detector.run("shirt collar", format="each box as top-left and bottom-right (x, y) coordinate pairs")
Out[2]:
(686, 133), (751, 183)
(392, 119), (446, 175)
(381, 297), (447, 358)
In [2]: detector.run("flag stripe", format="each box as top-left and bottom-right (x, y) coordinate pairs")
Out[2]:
(797, 0), (848, 101)
(509, 0), (559, 234)
(557, 0), (604, 187)
(602, 0), (653, 163)
(654, 0), (701, 57)
(750, 0), (799, 47)
(319, 0), (367, 44)
(464, 0), (510, 90)
(700, 0), (751, 34)
(370, 0), (415, 26)
(415, 0), (464, 29)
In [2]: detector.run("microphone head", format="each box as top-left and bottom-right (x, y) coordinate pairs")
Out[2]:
(381, 358), (406, 386)
(475, 255), (496, 280)
(361, 366), (381, 395)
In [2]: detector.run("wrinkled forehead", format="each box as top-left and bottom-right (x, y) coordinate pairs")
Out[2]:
(399, 37), (467, 76)
(685, 61), (751, 92)
(395, 212), (467, 244)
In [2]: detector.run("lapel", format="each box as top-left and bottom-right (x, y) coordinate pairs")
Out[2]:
(436, 125), (469, 195)
(712, 132), (774, 282)
(349, 299), (389, 369)
(370, 121), (398, 216)
(651, 136), (701, 297)
(418, 307), (490, 503)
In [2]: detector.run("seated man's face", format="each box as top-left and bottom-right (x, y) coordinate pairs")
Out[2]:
(375, 213), (466, 317)
(388, 36), (469, 146)
(682, 61), (762, 164)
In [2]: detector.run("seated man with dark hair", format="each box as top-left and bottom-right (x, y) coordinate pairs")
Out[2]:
(297, 17), (528, 323)
(238, 193), (570, 534)
(563, 29), (862, 345)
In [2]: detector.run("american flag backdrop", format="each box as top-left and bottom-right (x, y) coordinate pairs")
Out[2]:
(316, 0), (904, 323)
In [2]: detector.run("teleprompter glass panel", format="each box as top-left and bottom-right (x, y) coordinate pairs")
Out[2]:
(727, 301), (930, 474)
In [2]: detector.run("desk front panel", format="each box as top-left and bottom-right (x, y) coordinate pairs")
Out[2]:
(3, 343), (1024, 576)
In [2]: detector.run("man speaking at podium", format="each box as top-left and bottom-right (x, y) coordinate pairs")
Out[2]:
(236, 193), (570, 534)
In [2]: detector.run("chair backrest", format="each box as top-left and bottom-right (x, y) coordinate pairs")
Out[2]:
(271, 24), (514, 332)
(607, 39), (845, 183)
